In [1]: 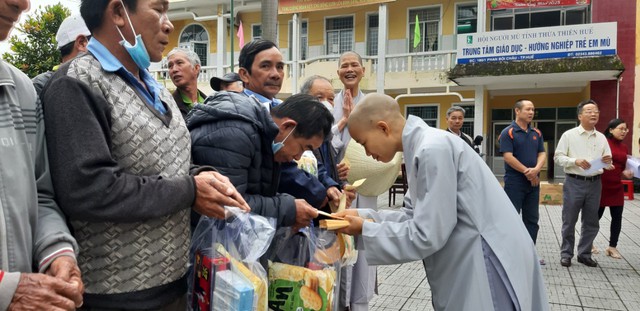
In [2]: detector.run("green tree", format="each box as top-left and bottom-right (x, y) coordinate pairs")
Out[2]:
(2, 3), (70, 78)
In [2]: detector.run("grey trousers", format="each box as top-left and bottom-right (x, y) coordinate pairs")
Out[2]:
(561, 176), (602, 260)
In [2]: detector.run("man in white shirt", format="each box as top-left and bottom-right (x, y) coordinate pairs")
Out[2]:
(554, 100), (612, 268)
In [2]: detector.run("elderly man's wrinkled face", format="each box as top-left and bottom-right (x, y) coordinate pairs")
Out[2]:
(337, 53), (364, 90)
(168, 51), (199, 89)
(447, 111), (465, 132)
(308, 79), (335, 106)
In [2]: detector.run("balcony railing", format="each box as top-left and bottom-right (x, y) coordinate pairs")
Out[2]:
(150, 50), (457, 83)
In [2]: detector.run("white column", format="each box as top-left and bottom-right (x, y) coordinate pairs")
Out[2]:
(292, 13), (300, 94)
(477, 0), (487, 33)
(216, 5), (226, 77)
(474, 85), (485, 153)
(377, 4), (388, 93)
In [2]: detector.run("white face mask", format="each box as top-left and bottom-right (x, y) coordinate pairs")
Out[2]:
(321, 101), (334, 114)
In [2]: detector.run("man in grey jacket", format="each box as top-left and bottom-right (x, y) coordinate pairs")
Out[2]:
(0, 0), (83, 309)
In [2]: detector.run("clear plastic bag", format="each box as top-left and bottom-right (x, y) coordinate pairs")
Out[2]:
(188, 206), (275, 311)
(267, 226), (339, 311)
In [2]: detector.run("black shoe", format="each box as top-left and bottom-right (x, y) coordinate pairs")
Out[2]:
(577, 256), (598, 267)
(560, 258), (571, 267)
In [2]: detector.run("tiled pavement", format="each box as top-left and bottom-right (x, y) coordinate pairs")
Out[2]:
(368, 194), (640, 310)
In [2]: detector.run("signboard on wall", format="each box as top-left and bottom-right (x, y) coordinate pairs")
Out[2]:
(278, 0), (395, 14)
(487, 0), (590, 10)
(456, 22), (617, 64)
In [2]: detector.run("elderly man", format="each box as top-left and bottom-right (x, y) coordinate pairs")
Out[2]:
(33, 14), (91, 96)
(210, 72), (244, 93)
(555, 100), (612, 268)
(300, 75), (354, 202)
(0, 0), (83, 310)
(445, 106), (474, 149)
(40, 0), (249, 309)
(167, 47), (207, 120)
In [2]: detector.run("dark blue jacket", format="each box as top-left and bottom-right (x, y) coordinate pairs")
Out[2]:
(315, 141), (342, 189)
(187, 91), (296, 227)
(278, 161), (331, 209)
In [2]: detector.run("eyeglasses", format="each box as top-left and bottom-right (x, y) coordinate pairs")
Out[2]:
(615, 127), (629, 132)
(582, 110), (600, 115)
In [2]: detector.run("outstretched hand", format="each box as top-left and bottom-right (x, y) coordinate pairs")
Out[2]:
(193, 171), (250, 219)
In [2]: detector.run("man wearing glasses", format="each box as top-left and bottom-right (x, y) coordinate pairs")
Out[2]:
(554, 100), (612, 268)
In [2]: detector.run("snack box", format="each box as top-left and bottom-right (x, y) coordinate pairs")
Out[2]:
(212, 269), (254, 311)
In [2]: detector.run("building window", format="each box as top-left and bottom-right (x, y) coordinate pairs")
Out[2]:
(492, 108), (513, 121)
(409, 7), (440, 52)
(458, 104), (475, 136)
(288, 21), (308, 60)
(407, 105), (438, 127)
(565, 8), (587, 25)
(367, 14), (378, 56)
(252, 24), (262, 40)
(326, 16), (353, 54)
(456, 4), (477, 34)
(179, 24), (208, 66)
(491, 7), (589, 30)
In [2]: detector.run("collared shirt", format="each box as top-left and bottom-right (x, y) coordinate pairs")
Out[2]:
(87, 38), (167, 114)
(179, 89), (205, 108)
(499, 121), (545, 180)
(243, 89), (282, 111)
(554, 125), (611, 176)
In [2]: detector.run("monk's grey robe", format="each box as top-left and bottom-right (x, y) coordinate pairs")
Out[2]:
(357, 116), (549, 311)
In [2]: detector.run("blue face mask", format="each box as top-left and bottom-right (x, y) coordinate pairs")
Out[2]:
(115, 1), (151, 69)
(272, 125), (296, 154)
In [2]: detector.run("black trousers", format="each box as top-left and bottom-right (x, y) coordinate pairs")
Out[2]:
(598, 205), (624, 247)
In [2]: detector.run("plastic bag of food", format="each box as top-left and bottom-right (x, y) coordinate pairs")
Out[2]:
(267, 227), (338, 311)
(188, 206), (275, 311)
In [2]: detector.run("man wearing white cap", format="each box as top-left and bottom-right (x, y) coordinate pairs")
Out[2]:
(33, 14), (91, 97)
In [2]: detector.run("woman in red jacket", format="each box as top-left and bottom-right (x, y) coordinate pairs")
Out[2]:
(596, 119), (633, 258)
